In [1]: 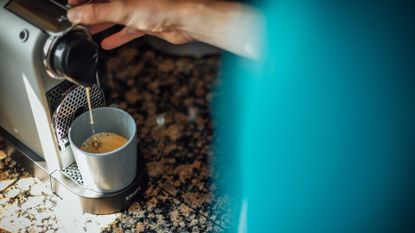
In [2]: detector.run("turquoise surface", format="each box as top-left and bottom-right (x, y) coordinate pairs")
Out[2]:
(215, 1), (415, 232)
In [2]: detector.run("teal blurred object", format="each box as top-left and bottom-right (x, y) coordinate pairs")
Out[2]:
(215, 1), (415, 232)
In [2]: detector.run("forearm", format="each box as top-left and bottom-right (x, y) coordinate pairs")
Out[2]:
(177, 1), (263, 59)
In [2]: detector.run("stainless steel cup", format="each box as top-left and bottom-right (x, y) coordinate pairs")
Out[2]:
(68, 107), (137, 193)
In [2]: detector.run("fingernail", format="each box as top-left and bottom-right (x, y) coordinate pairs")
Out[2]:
(67, 9), (82, 23)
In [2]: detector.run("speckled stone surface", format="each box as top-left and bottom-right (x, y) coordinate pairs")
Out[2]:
(0, 40), (234, 232)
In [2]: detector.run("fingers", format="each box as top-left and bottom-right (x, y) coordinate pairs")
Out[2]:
(100, 28), (191, 50)
(67, 1), (126, 25)
(156, 31), (193, 45)
(68, 0), (108, 6)
(101, 27), (145, 50)
(145, 30), (192, 45)
(68, 0), (88, 6)
(87, 23), (114, 34)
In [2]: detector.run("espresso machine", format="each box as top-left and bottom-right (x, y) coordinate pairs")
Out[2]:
(0, 0), (147, 214)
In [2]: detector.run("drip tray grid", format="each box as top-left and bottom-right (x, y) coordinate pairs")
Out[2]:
(62, 162), (84, 186)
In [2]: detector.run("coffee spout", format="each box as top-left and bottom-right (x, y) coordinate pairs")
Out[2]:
(51, 29), (99, 87)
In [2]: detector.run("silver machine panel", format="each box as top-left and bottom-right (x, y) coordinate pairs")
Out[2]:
(6, 0), (72, 35)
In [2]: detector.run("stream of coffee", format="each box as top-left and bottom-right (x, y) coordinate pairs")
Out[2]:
(85, 87), (96, 135)
(83, 86), (128, 152)
(84, 87), (127, 153)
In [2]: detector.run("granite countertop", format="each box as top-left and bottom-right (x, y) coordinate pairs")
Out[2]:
(0, 40), (234, 232)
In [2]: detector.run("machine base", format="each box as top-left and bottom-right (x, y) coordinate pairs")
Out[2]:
(0, 127), (148, 215)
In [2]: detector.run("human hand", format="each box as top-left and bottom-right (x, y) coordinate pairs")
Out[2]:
(68, 0), (262, 59)
(67, 0), (194, 50)
(68, 0), (116, 37)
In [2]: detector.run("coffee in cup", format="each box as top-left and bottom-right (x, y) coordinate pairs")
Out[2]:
(69, 107), (137, 193)
(81, 132), (128, 153)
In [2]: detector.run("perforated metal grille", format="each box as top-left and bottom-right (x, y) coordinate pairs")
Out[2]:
(46, 81), (76, 116)
(52, 84), (105, 147)
(62, 162), (84, 186)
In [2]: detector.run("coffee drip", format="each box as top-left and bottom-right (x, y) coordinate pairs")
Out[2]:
(85, 87), (96, 135)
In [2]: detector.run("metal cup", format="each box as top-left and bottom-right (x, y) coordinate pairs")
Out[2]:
(68, 107), (137, 193)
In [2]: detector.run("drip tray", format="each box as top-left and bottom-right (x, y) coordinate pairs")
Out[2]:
(2, 126), (148, 215)
(62, 162), (84, 186)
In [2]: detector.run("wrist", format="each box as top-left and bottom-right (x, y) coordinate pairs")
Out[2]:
(173, 1), (206, 35)
(173, 1), (247, 42)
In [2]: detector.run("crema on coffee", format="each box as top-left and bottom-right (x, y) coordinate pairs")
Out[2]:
(81, 132), (128, 153)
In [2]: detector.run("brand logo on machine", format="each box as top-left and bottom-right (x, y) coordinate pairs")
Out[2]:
(56, 15), (68, 23)
(126, 187), (141, 201)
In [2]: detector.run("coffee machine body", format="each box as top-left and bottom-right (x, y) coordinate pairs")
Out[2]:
(0, 0), (147, 214)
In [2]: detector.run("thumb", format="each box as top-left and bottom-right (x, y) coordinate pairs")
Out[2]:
(67, 2), (126, 25)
